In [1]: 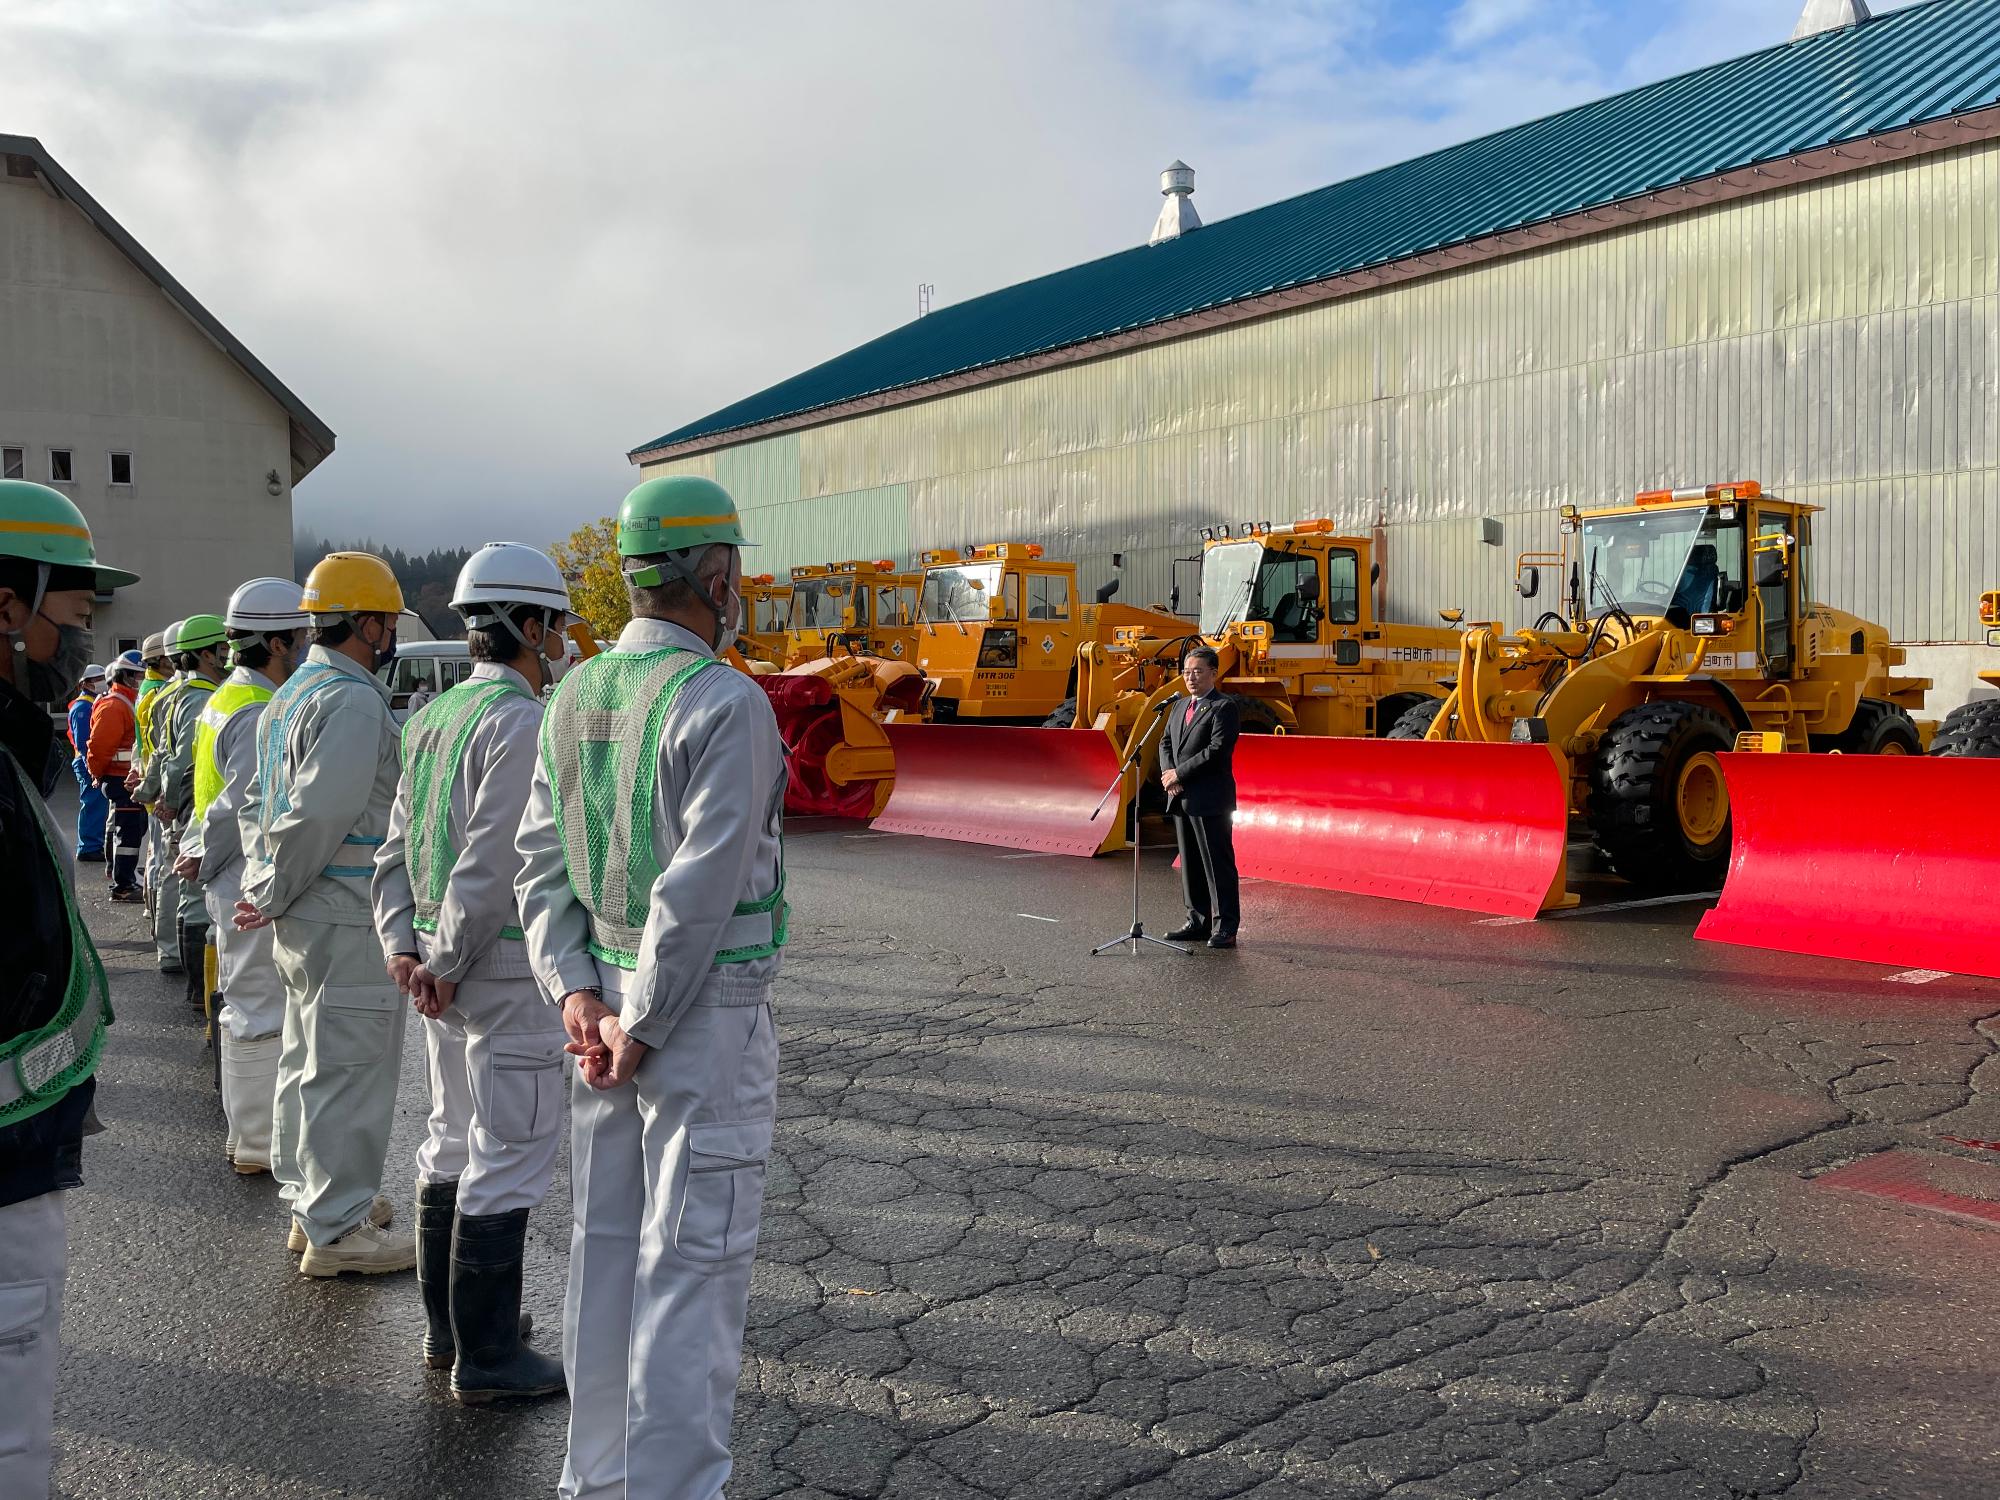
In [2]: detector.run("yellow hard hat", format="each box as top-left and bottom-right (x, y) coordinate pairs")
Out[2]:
(300, 551), (403, 616)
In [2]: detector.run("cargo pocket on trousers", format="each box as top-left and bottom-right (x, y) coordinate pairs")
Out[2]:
(318, 984), (397, 1067)
(0, 1281), (47, 1454)
(483, 1038), (562, 1145)
(674, 1117), (774, 1263)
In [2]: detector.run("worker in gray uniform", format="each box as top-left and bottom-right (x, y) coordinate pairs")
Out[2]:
(132, 617), (190, 972)
(516, 476), (786, 1500)
(236, 551), (411, 1276)
(373, 542), (573, 1404)
(176, 578), (310, 1175)
(154, 612), (229, 994)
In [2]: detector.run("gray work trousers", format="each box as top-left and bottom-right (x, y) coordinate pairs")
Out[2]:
(269, 916), (408, 1246)
(560, 983), (778, 1500)
(0, 1191), (66, 1500)
(149, 824), (180, 963)
(416, 976), (566, 1216)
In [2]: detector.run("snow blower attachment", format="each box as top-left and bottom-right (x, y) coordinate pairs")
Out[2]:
(761, 655), (924, 818)
(1696, 749), (2000, 979)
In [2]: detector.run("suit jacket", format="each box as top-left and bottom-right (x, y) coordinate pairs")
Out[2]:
(1159, 691), (1239, 817)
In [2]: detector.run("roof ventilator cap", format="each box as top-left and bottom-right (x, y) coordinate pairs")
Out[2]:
(1791, 0), (1871, 40)
(1149, 160), (1201, 246)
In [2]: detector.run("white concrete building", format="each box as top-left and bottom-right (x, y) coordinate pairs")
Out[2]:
(0, 135), (333, 653)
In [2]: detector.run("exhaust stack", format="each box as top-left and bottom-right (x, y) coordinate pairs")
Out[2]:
(1792, 0), (1871, 39)
(1149, 161), (1201, 246)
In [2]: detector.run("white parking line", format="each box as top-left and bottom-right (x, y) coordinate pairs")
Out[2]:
(997, 851), (1058, 861)
(844, 832), (894, 840)
(1017, 913), (1060, 923)
(1886, 968), (1952, 985)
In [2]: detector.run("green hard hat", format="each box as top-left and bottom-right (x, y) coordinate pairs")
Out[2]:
(616, 476), (754, 558)
(171, 613), (228, 653)
(0, 479), (139, 589)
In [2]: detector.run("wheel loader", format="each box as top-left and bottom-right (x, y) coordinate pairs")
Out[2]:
(1391, 481), (1931, 890)
(1931, 589), (2000, 758)
(874, 521), (1461, 856)
(759, 542), (1174, 819)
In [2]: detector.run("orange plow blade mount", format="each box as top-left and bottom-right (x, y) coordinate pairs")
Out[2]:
(1696, 754), (2000, 978)
(1231, 737), (1572, 918)
(871, 724), (1127, 856)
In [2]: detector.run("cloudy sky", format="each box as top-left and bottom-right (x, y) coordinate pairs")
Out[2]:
(3, 0), (1908, 548)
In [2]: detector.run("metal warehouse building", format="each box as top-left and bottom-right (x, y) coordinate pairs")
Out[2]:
(633, 0), (2000, 699)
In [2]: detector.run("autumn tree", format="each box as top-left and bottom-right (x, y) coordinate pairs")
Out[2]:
(550, 516), (630, 641)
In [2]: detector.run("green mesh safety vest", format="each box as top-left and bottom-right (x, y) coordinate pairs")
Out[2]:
(152, 677), (214, 767)
(540, 646), (788, 971)
(0, 750), (111, 1128)
(191, 678), (274, 819)
(400, 677), (532, 942)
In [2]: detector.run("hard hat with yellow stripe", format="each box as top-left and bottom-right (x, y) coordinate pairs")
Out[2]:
(616, 476), (755, 560)
(0, 479), (138, 589)
(300, 551), (404, 616)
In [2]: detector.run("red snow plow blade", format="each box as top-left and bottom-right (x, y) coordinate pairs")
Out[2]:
(871, 724), (1127, 856)
(1695, 754), (2000, 978)
(1231, 737), (1572, 918)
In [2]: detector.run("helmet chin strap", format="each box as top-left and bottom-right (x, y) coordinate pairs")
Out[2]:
(626, 550), (729, 645)
(4, 562), (50, 695)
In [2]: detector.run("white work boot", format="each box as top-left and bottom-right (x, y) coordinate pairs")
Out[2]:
(299, 1219), (418, 1278)
(290, 1193), (392, 1253)
(221, 1034), (283, 1176)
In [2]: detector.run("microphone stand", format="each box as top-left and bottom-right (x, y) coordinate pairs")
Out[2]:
(1089, 702), (1188, 958)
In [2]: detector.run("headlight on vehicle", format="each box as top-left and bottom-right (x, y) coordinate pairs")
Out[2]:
(1691, 614), (1726, 637)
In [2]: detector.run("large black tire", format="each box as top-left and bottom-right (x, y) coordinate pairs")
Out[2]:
(1386, 698), (1448, 740)
(1587, 701), (1736, 892)
(1810, 697), (1922, 756)
(1374, 692), (1436, 738)
(1930, 699), (2000, 758)
(1234, 696), (1284, 734)
(1041, 697), (1077, 729)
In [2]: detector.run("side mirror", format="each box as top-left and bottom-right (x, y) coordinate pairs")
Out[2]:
(1755, 546), (1789, 587)
(1516, 566), (1540, 600)
(1370, 562), (1381, 586)
(1299, 573), (1322, 601)
(988, 597), (1008, 620)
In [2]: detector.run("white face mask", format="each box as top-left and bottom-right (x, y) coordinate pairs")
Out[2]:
(542, 621), (570, 685)
(712, 584), (742, 657)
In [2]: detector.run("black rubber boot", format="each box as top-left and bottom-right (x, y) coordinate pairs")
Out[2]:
(417, 1180), (460, 1369)
(180, 922), (210, 1010)
(448, 1209), (565, 1404)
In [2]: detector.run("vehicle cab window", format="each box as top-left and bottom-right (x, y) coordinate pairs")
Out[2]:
(1024, 572), (1070, 621)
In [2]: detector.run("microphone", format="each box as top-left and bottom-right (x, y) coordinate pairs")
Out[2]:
(1150, 698), (1176, 715)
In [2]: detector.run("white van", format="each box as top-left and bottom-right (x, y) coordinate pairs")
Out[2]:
(380, 641), (474, 724)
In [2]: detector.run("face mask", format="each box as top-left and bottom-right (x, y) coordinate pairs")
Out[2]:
(712, 585), (743, 657)
(372, 626), (399, 672)
(16, 620), (94, 706)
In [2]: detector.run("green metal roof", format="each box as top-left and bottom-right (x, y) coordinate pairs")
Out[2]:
(639, 0), (2000, 456)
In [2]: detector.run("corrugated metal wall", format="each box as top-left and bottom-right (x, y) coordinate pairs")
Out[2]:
(644, 139), (2000, 643)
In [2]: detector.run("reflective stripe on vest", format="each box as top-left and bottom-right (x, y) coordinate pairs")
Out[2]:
(401, 678), (531, 941)
(150, 677), (214, 764)
(0, 752), (111, 1126)
(540, 647), (787, 971)
(256, 660), (383, 877)
(192, 679), (274, 819)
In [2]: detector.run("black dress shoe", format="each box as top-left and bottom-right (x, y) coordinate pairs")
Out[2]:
(1207, 933), (1237, 950)
(1165, 921), (1210, 942)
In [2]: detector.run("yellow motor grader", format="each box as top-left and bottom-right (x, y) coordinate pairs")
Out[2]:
(1931, 589), (2000, 758)
(1391, 481), (1931, 888)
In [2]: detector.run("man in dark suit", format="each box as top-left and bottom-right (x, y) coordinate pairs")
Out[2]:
(1159, 645), (1240, 949)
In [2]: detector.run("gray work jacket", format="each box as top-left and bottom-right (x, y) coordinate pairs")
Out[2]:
(373, 661), (541, 983)
(514, 617), (784, 1046)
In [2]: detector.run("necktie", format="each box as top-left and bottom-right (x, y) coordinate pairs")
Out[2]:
(1183, 699), (1197, 726)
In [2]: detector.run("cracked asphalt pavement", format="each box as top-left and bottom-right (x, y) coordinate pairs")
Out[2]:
(51, 808), (2000, 1499)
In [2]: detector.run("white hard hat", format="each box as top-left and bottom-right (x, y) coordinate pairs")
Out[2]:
(81, 662), (106, 681)
(451, 543), (574, 622)
(226, 576), (311, 632)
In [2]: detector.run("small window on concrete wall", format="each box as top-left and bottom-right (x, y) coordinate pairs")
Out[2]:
(2, 447), (21, 480)
(49, 449), (73, 483)
(109, 452), (132, 485)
